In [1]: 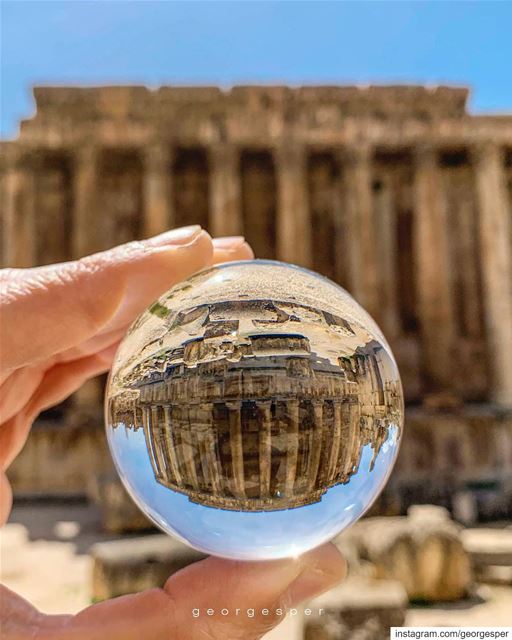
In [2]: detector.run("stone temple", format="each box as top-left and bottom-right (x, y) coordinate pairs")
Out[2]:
(1, 85), (511, 513)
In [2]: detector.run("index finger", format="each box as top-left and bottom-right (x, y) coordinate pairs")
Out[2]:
(0, 226), (212, 373)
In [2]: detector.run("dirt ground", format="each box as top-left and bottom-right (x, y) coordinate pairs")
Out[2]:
(2, 501), (512, 637)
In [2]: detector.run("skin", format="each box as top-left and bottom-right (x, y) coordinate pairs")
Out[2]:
(0, 225), (345, 640)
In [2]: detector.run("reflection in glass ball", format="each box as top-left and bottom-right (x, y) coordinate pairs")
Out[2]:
(106, 260), (403, 560)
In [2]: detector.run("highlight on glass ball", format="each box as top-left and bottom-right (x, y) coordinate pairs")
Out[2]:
(105, 260), (404, 560)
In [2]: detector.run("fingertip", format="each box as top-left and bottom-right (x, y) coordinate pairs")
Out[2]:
(213, 240), (255, 264)
(144, 225), (203, 248)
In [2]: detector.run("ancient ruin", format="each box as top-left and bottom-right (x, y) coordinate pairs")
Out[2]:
(2, 85), (511, 510)
(111, 328), (400, 511)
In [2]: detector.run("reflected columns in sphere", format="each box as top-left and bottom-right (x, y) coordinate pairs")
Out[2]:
(105, 260), (404, 560)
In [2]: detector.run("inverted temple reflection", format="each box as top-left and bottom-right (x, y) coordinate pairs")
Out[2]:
(106, 260), (404, 559)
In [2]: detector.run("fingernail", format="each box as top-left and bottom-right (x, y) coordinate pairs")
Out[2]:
(212, 236), (246, 250)
(145, 225), (202, 248)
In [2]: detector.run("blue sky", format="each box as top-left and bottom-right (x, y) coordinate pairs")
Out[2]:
(2, 1), (511, 138)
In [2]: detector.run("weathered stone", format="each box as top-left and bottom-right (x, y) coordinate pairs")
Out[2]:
(305, 577), (407, 640)
(474, 565), (512, 586)
(2, 83), (512, 517)
(384, 407), (512, 519)
(7, 421), (113, 497)
(348, 507), (473, 602)
(91, 534), (206, 601)
(461, 528), (512, 568)
(87, 472), (154, 534)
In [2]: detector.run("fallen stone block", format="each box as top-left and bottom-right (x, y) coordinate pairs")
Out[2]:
(346, 506), (473, 602)
(304, 577), (407, 640)
(461, 528), (512, 567)
(91, 534), (206, 601)
(474, 565), (512, 586)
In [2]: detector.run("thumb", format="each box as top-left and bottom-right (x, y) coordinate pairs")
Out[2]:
(164, 542), (346, 639)
(0, 226), (213, 373)
(47, 543), (345, 640)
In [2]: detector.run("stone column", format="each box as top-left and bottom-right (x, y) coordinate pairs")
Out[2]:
(257, 400), (272, 498)
(284, 399), (300, 496)
(472, 143), (512, 405)
(341, 145), (380, 318)
(142, 406), (159, 478)
(196, 402), (221, 495)
(343, 402), (360, 478)
(307, 401), (324, 491)
(209, 144), (242, 237)
(226, 401), (245, 498)
(2, 153), (36, 267)
(181, 406), (199, 491)
(413, 145), (456, 395)
(72, 376), (104, 424)
(72, 145), (99, 258)
(276, 145), (312, 267)
(374, 174), (400, 338)
(162, 405), (183, 486)
(151, 406), (167, 478)
(143, 143), (173, 237)
(71, 135), (103, 425)
(327, 400), (343, 484)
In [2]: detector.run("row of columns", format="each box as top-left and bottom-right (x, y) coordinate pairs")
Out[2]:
(141, 399), (365, 502)
(2, 141), (511, 405)
(414, 144), (512, 405)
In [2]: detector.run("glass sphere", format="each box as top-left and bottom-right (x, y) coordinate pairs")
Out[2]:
(106, 260), (403, 560)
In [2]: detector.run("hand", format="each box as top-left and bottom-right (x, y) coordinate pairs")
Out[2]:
(0, 225), (345, 639)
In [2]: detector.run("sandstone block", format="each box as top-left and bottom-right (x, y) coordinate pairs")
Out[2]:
(304, 577), (407, 640)
(91, 535), (206, 601)
(461, 528), (512, 566)
(8, 421), (113, 497)
(349, 506), (473, 602)
(474, 565), (512, 586)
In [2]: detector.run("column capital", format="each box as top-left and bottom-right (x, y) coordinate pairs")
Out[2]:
(72, 143), (99, 258)
(209, 141), (238, 159)
(143, 143), (173, 237)
(275, 144), (311, 266)
(209, 143), (242, 237)
(339, 143), (373, 166)
(274, 141), (307, 171)
(73, 142), (99, 163)
(413, 143), (439, 165)
(144, 142), (172, 169)
(470, 141), (504, 166)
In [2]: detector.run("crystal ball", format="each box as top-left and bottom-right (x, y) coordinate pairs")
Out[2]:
(106, 260), (403, 560)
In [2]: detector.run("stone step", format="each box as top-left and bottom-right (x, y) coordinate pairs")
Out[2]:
(475, 565), (512, 586)
(461, 528), (512, 567)
(91, 534), (206, 601)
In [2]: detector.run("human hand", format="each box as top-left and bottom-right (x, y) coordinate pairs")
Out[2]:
(0, 225), (345, 639)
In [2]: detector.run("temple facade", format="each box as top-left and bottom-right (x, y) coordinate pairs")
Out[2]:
(110, 332), (400, 511)
(2, 85), (512, 510)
